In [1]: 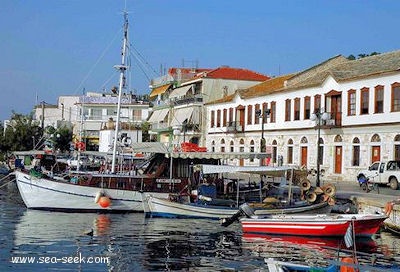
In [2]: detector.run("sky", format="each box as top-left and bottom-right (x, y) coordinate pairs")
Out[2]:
(1, 0), (400, 121)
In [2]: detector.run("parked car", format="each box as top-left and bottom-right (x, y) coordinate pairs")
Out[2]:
(357, 161), (400, 190)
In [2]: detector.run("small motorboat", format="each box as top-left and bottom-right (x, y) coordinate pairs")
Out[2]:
(239, 213), (387, 237)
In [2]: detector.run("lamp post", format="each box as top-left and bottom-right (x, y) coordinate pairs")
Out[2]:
(256, 108), (271, 165)
(310, 110), (329, 187)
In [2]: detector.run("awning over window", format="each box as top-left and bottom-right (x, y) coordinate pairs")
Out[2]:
(170, 107), (194, 127)
(149, 84), (172, 98)
(148, 108), (169, 123)
(169, 85), (193, 99)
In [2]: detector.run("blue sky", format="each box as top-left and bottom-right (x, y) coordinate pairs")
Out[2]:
(1, 0), (400, 121)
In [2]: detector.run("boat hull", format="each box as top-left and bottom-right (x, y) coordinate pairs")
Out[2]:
(15, 170), (169, 212)
(144, 195), (238, 219)
(241, 214), (387, 237)
(145, 195), (331, 220)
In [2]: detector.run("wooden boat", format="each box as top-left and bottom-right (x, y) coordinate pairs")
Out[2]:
(13, 13), (194, 213)
(143, 194), (328, 219)
(240, 213), (387, 237)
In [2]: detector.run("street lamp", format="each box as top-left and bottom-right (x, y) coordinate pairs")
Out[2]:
(310, 110), (329, 187)
(256, 108), (271, 165)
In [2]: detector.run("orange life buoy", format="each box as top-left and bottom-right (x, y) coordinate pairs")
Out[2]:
(340, 257), (355, 272)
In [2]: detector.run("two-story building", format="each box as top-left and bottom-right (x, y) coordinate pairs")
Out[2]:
(206, 50), (400, 182)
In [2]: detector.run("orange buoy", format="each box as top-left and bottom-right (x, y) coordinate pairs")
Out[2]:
(98, 196), (111, 208)
(340, 257), (355, 272)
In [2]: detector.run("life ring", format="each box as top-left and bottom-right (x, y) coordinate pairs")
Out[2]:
(323, 184), (336, 197)
(327, 197), (335, 206)
(300, 179), (311, 191)
(384, 202), (394, 216)
(306, 192), (317, 203)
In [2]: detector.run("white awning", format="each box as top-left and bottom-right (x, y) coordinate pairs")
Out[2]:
(171, 107), (194, 126)
(169, 85), (193, 99)
(200, 164), (293, 175)
(148, 108), (169, 123)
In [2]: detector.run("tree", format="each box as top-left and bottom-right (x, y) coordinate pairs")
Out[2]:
(347, 52), (381, 60)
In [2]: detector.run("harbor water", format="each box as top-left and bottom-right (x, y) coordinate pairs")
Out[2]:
(1, 189), (400, 271)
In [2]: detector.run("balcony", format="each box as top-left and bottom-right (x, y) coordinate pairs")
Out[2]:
(172, 95), (203, 106)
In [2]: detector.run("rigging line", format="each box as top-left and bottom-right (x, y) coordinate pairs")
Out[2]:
(130, 44), (159, 76)
(131, 52), (152, 82)
(73, 28), (122, 96)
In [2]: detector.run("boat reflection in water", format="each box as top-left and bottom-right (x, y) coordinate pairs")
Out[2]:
(242, 232), (400, 271)
(9, 209), (400, 271)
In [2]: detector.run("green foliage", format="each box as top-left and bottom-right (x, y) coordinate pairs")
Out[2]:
(347, 52), (380, 60)
(1, 112), (43, 154)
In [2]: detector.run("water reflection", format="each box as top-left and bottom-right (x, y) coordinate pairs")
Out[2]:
(2, 199), (400, 271)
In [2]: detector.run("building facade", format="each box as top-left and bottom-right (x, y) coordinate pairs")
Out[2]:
(205, 50), (400, 182)
(148, 66), (270, 149)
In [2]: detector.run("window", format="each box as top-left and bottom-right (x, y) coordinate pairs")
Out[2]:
(132, 109), (142, 121)
(211, 140), (215, 152)
(220, 139), (225, 152)
(270, 101), (276, 123)
(250, 140), (255, 162)
(352, 137), (360, 166)
(348, 89), (356, 116)
(374, 85), (384, 113)
(247, 105), (253, 125)
(262, 102), (269, 123)
(222, 109), (227, 127)
(392, 82), (400, 112)
(360, 87), (369, 114)
(229, 108), (233, 123)
(314, 94), (321, 113)
(318, 138), (324, 165)
(210, 110), (215, 127)
(395, 135), (400, 161)
(230, 140), (234, 152)
(216, 109), (221, 127)
(285, 99), (291, 121)
(239, 138), (245, 153)
(272, 140), (278, 163)
(287, 139), (293, 164)
(304, 96), (311, 119)
(294, 98), (300, 120)
(254, 104), (260, 124)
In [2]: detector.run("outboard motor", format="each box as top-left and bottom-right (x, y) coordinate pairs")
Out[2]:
(221, 203), (255, 227)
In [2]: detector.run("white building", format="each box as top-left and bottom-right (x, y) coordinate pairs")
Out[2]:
(148, 66), (270, 148)
(206, 50), (400, 182)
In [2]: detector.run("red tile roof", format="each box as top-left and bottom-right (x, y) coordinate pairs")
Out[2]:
(198, 66), (270, 81)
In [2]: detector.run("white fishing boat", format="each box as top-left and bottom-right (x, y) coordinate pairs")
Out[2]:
(143, 194), (328, 220)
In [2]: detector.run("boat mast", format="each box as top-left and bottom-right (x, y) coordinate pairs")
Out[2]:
(111, 12), (129, 173)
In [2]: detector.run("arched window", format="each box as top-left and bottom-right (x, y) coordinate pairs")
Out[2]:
(334, 135), (342, 142)
(220, 139), (225, 152)
(318, 138), (324, 165)
(371, 134), (381, 142)
(394, 135), (400, 161)
(211, 140), (215, 153)
(352, 137), (360, 166)
(230, 140), (234, 153)
(250, 140), (255, 162)
(272, 140), (278, 163)
(301, 136), (308, 144)
(239, 138), (245, 153)
(287, 138), (294, 164)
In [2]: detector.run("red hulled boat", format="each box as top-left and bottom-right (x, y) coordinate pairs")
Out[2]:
(240, 213), (387, 237)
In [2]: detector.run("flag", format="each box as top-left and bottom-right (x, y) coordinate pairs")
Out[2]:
(344, 222), (353, 248)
